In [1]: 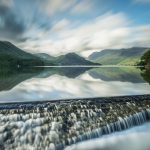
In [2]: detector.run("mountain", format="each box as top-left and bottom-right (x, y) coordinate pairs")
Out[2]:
(35, 52), (99, 66)
(88, 47), (149, 65)
(34, 53), (56, 65)
(140, 49), (150, 66)
(56, 53), (99, 65)
(34, 53), (55, 61)
(0, 41), (99, 67)
(0, 41), (44, 68)
(140, 49), (150, 84)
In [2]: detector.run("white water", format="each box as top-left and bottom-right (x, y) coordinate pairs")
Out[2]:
(0, 101), (149, 150)
(65, 122), (150, 150)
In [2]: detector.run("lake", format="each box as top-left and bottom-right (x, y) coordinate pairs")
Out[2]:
(0, 66), (150, 150)
(0, 66), (150, 103)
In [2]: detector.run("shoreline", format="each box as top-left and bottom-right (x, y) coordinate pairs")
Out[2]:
(34, 65), (144, 68)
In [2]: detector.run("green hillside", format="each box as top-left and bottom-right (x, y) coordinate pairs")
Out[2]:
(140, 49), (150, 66)
(0, 41), (96, 68)
(88, 47), (149, 65)
(34, 53), (56, 65)
(35, 52), (99, 66)
(0, 41), (44, 68)
(139, 49), (150, 84)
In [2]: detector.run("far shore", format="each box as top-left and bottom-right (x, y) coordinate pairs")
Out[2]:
(34, 65), (145, 68)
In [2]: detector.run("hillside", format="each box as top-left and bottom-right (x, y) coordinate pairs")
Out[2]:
(35, 52), (99, 66)
(140, 49), (150, 84)
(88, 47), (149, 65)
(34, 53), (55, 60)
(140, 49), (150, 66)
(0, 41), (44, 68)
(56, 53), (99, 65)
(0, 41), (99, 67)
(34, 53), (56, 65)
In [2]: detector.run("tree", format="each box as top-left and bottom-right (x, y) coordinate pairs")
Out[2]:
(141, 49), (150, 66)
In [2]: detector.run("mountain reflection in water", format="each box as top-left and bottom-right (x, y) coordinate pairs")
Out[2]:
(0, 67), (150, 102)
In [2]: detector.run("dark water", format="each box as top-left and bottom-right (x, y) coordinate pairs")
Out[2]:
(0, 66), (150, 103)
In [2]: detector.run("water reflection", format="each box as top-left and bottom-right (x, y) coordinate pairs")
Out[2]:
(141, 68), (150, 85)
(89, 67), (144, 83)
(37, 67), (91, 78)
(0, 67), (43, 91)
(0, 67), (150, 102)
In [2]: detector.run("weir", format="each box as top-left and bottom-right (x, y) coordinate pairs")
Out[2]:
(58, 109), (150, 150)
(0, 95), (150, 150)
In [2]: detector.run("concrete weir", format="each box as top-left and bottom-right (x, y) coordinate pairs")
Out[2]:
(0, 95), (150, 150)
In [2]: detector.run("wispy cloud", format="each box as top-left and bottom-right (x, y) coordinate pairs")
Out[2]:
(71, 0), (93, 14)
(0, 0), (13, 7)
(39, 0), (77, 16)
(0, 0), (150, 56)
(19, 12), (150, 56)
(0, 0), (26, 42)
(133, 0), (150, 3)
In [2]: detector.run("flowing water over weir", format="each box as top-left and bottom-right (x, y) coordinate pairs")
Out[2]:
(0, 95), (150, 150)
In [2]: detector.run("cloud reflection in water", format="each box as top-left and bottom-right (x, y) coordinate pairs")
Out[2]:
(0, 69), (150, 102)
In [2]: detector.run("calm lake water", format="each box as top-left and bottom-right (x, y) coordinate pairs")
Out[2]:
(0, 66), (150, 103)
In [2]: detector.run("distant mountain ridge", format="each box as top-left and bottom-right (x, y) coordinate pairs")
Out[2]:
(34, 53), (55, 61)
(35, 52), (99, 66)
(0, 41), (98, 67)
(0, 41), (44, 68)
(88, 47), (149, 65)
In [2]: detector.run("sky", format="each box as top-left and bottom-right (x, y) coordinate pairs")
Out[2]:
(0, 0), (150, 57)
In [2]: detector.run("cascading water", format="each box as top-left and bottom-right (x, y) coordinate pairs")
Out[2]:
(0, 95), (150, 150)
(56, 108), (150, 150)
(65, 122), (150, 150)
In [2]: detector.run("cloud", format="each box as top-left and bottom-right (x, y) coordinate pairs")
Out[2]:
(71, 0), (93, 14)
(133, 0), (150, 3)
(0, 0), (13, 7)
(13, 10), (150, 57)
(20, 12), (130, 55)
(51, 19), (70, 32)
(39, 0), (77, 16)
(0, 0), (26, 42)
(0, 1), (150, 56)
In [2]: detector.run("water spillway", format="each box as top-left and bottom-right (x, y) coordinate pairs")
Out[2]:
(0, 95), (150, 150)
